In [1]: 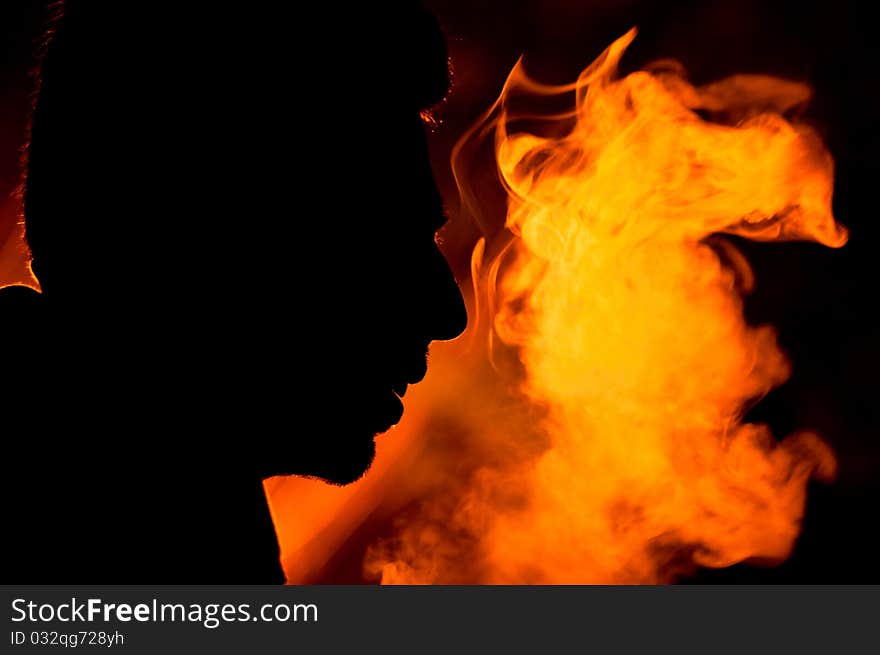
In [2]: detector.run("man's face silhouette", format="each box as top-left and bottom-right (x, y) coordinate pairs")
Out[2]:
(22, 3), (465, 485)
(255, 109), (467, 484)
(223, 12), (467, 483)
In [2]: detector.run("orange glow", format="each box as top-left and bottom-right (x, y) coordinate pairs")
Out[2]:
(272, 29), (847, 583)
(0, 197), (39, 290)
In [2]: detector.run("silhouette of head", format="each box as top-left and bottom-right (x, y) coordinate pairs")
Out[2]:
(24, 2), (467, 484)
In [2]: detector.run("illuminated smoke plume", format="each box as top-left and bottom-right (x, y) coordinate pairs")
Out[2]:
(363, 30), (846, 583)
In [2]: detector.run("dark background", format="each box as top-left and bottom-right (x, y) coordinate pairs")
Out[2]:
(2, 0), (878, 582)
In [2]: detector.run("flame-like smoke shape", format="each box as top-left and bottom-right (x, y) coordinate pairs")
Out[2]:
(363, 29), (846, 583)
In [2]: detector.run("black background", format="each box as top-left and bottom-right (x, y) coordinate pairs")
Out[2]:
(2, 0), (878, 582)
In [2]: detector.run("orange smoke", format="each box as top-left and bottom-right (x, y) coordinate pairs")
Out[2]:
(270, 29), (847, 584)
(0, 197), (38, 290)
